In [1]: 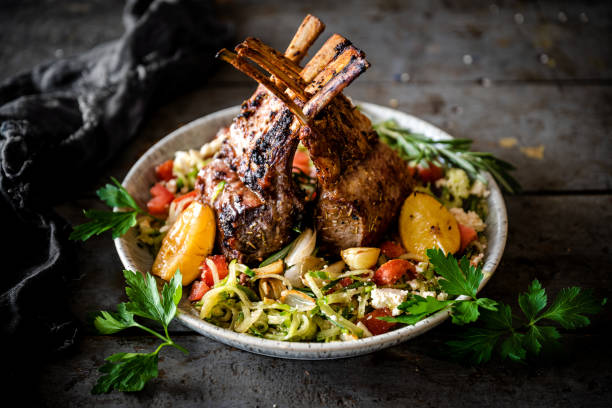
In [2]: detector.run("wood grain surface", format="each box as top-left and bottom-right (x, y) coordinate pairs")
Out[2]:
(2, 0), (611, 406)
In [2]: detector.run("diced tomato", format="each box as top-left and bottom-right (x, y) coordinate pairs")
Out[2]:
(172, 190), (197, 205)
(200, 255), (230, 287)
(292, 150), (311, 174)
(188, 280), (210, 301)
(359, 308), (396, 335)
(414, 162), (444, 183)
(340, 277), (353, 287)
(172, 190), (198, 213)
(155, 159), (174, 181)
(458, 223), (478, 252)
(380, 241), (406, 258)
(147, 183), (175, 215)
(373, 259), (416, 286)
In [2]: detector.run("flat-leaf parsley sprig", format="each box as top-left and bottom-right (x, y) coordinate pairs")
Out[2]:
(374, 120), (522, 194)
(378, 249), (605, 364)
(447, 280), (606, 364)
(70, 177), (145, 241)
(91, 270), (187, 394)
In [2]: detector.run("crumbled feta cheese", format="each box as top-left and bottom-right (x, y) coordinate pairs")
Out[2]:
(199, 136), (224, 158)
(174, 149), (203, 177)
(470, 180), (490, 198)
(408, 280), (419, 290)
(470, 252), (484, 267)
(434, 178), (447, 189)
(437, 292), (448, 301)
(450, 207), (486, 232)
(420, 291), (436, 298)
(415, 261), (429, 274)
(370, 288), (408, 316)
(166, 178), (177, 194)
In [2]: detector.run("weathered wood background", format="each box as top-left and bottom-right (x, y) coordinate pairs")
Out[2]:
(2, 0), (611, 406)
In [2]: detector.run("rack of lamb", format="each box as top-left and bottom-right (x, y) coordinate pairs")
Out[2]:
(196, 15), (413, 264)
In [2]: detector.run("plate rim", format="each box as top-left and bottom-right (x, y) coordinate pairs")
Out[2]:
(114, 101), (508, 359)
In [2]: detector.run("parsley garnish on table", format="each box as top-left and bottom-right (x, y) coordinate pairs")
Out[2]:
(91, 270), (187, 394)
(380, 249), (606, 363)
(448, 280), (606, 363)
(374, 120), (522, 194)
(70, 177), (145, 241)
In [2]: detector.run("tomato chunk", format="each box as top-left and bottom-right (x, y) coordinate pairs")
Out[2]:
(360, 308), (396, 335)
(374, 259), (416, 286)
(172, 190), (198, 213)
(172, 190), (197, 205)
(188, 280), (210, 301)
(200, 255), (229, 287)
(414, 162), (444, 183)
(340, 277), (353, 287)
(155, 159), (174, 181)
(292, 150), (311, 174)
(147, 183), (175, 215)
(458, 223), (478, 252)
(380, 241), (406, 258)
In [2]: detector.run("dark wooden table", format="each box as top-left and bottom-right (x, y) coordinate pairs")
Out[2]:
(3, 1), (611, 406)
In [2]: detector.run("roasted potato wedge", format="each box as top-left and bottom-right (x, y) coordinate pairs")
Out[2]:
(399, 192), (460, 261)
(152, 201), (215, 285)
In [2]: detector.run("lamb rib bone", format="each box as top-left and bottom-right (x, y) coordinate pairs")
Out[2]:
(285, 14), (325, 63)
(220, 35), (370, 123)
(216, 49), (309, 125)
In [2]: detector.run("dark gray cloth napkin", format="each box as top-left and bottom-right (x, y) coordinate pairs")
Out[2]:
(0, 0), (231, 362)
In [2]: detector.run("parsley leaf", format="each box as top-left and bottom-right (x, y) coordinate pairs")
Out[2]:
(378, 314), (430, 325)
(124, 269), (181, 327)
(70, 210), (139, 241)
(523, 325), (560, 354)
(451, 300), (481, 325)
(446, 327), (503, 364)
(92, 352), (158, 394)
(91, 270), (187, 394)
(97, 177), (141, 210)
(427, 249), (482, 298)
(380, 295), (453, 324)
(518, 279), (547, 322)
(94, 303), (137, 334)
(536, 287), (604, 329)
(426, 249), (497, 324)
(447, 304), (514, 363)
(446, 281), (604, 364)
(498, 332), (526, 362)
(70, 178), (145, 241)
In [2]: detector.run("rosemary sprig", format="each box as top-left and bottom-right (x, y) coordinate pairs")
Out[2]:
(374, 120), (521, 194)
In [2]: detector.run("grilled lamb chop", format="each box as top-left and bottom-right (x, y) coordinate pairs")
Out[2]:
(197, 16), (325, 263)
(199, 15), (413, 262)
(296, 35), (414, 252)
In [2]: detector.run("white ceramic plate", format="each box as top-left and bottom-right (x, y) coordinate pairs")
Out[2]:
(115, 102), (507, 360)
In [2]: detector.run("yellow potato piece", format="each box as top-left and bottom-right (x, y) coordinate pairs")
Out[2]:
(152, 201), (215, 285)
(399, 192), (460, 262)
